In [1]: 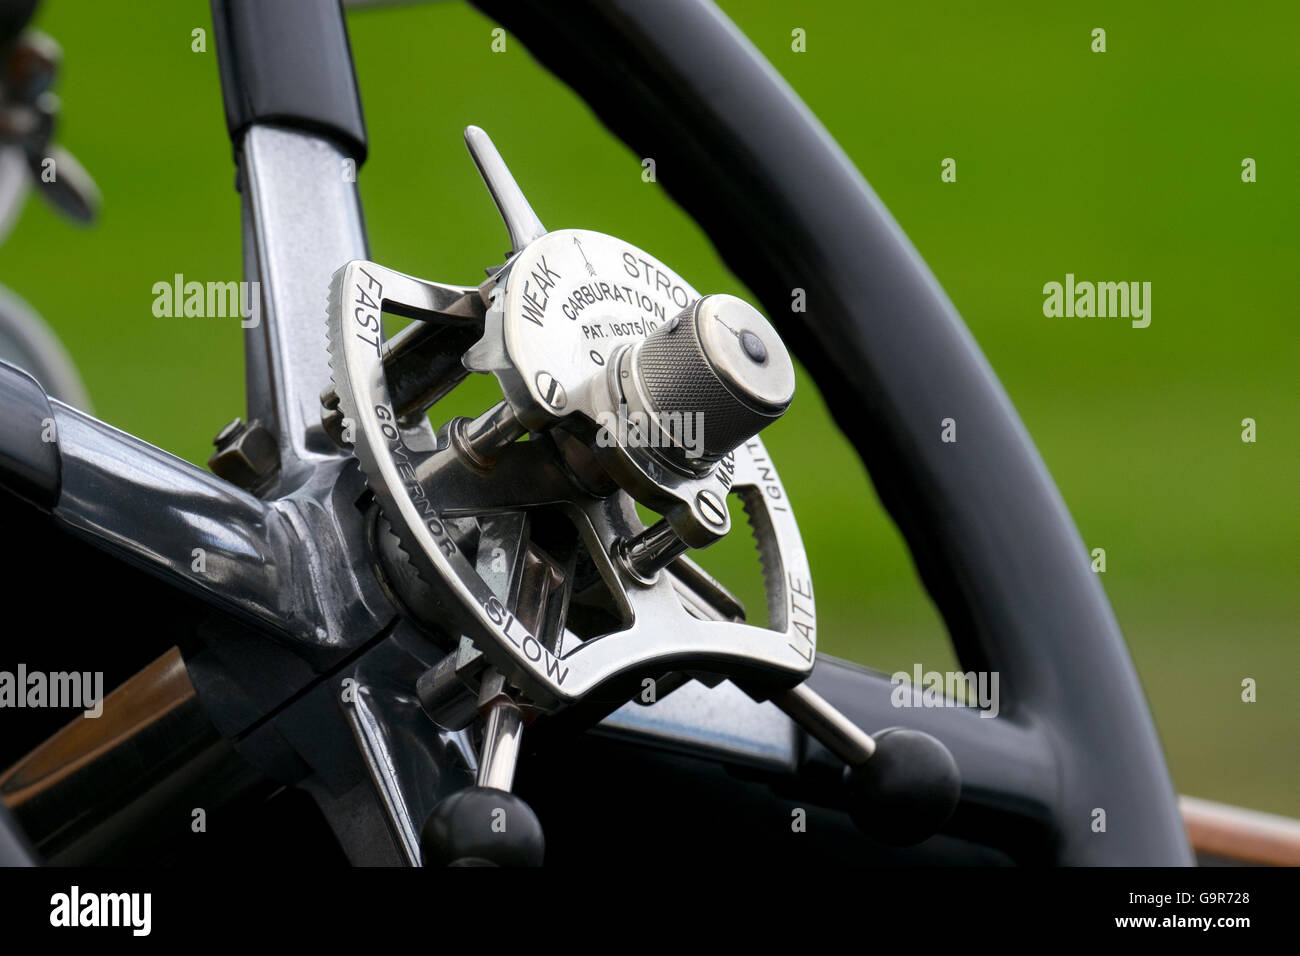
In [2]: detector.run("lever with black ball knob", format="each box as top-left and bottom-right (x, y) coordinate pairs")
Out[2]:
(420, 669), (544, 867)
(772, 683), (961, 846)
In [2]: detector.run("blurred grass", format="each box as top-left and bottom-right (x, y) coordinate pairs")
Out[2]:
(2, 1), (1295, 814)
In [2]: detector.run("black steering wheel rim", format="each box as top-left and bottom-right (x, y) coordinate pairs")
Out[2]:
(471, 0), (1191, 866)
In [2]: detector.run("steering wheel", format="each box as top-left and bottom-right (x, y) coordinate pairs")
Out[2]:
(458, 0), (1190, 866)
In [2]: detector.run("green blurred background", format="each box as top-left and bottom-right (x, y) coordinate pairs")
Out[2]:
(3, 1), (1295, 813)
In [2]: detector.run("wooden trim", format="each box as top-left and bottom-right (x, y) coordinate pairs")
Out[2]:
(1181, 795), (1300, 866)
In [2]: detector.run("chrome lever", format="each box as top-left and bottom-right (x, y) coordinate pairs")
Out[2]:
(464, 125), (546, 254)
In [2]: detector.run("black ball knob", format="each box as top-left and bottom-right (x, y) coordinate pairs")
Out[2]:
(420, 787), (545, 867)
(843, 728), (961, 846)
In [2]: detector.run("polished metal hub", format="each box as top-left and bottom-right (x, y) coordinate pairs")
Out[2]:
(325, 127), (816, 714)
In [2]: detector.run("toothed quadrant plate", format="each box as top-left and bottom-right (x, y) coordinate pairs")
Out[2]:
(328, 251), (815, 709)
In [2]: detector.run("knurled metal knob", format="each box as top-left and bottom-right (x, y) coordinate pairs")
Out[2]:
(621, 294), (795, 469)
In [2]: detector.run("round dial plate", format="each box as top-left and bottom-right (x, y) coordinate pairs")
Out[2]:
(501, 228), (696, 418)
